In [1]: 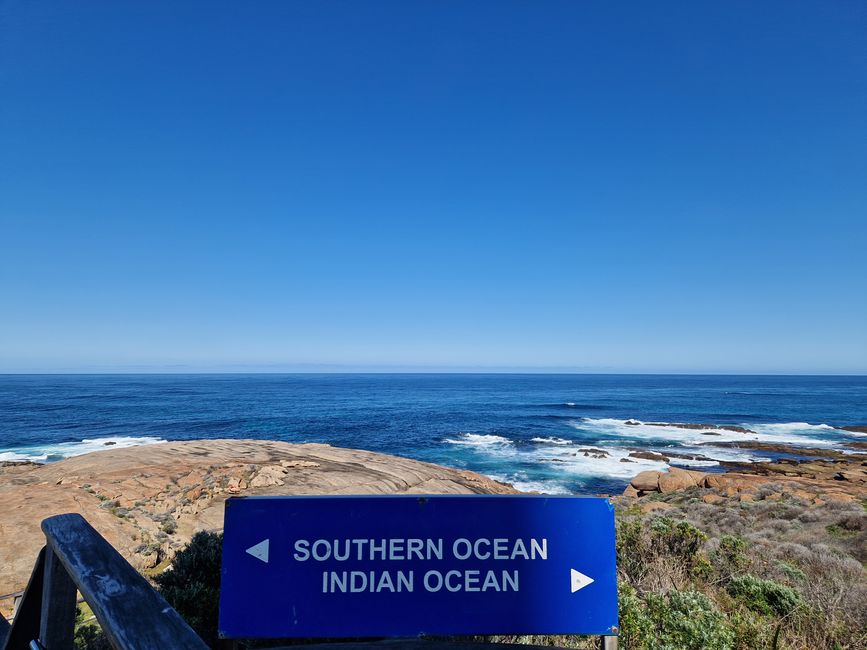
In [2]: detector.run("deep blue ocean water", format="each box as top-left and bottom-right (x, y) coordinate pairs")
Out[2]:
(1, 374), (865, 494)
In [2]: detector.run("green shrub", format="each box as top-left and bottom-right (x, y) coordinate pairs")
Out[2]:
(727, 574), (801, 617)
(774, 560), (806, 582)
(617, 582), (654, 649)
(650, 518), (708, 561)
(73, 607), (110, 650)
(616, 519), (648, 583)
(154, 531), (223, 647)
(73, 625), (111, 650)
(727, 608), (773, 650)
(644, 590), (734, 650)
(717, 535), (748, 569)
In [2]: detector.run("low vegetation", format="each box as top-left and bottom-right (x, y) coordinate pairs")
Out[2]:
(73, 486), (867, 649)
(612, 487), (866, 649)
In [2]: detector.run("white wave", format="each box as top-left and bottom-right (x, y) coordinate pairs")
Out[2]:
(441, 417), (850, 490)
(668, 445), (769, 464)
(530, 436), (573, 445)
(489, 474), (572, 495)
(443, 433), (513, 447)
(573, 418), (833, 448)
(841, 430), (866, 438)
(749, 422), (835, 434)
(564, 402), (576, 407)
(533, 444), (669, 479)
(0, 436), (166, 463)
(669, 458), (721, 468)
(0, 450), (48, 462)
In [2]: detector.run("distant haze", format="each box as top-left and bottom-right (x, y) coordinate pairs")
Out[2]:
(1, 2), (865, 374)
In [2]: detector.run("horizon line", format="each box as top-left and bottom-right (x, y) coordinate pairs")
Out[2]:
(1, 370), (865, 377)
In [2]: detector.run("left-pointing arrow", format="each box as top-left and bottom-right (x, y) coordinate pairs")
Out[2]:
(246, 539), (269, 563)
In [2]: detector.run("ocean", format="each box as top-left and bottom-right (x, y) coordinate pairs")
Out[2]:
(1, 374), (865, 494)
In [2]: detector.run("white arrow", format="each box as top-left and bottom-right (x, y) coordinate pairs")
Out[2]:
(570, 568), (594, 593)
(246, 539), (269, 563)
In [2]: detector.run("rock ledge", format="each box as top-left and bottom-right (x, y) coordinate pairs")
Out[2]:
(0, 439), (515, 600)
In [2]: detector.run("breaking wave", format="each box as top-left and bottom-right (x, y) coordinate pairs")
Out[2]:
(443, 433), (513, 447)
(530, 436), (573, 445)
(572, 418), (835, 447)
(0, 436), (166, 463)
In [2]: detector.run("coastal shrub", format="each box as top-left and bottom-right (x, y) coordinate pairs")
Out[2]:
(73, 607), (110, 650)
(154, 531), (223, 647)
(643, 590), (734, 650)
(616, 519), (648, 584)
(716, 534), (749, 571)
(726, 608), (780, 650)
(726, 575), (801, 617)
(650, 518), (708, 560)
(616, 582), (654, 649)
(73, 625), (111, 650)
(617, 492), (867, 649)
(774, 560), (806, 582)
(616, 586), (735, 650)
(616, 516), (711, 591)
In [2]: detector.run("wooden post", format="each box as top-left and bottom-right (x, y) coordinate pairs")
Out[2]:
(0, 614), (10, 647)
(601, 635), (618, 649)
(3, 548), (45, 650)
(38, 546), (77, 649)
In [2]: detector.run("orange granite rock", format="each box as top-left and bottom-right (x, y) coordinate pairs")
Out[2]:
(0, 440), (516, 601)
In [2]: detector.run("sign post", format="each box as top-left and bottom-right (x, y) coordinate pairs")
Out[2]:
(219, 495), (618, 640)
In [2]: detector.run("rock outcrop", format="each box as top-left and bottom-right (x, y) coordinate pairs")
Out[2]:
(0, 440), (515, 602)
(623, 449), (867, 505)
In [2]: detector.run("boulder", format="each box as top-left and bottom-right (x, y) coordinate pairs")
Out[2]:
(629, 451), (669, 462)
(658, 468), (707, 493)
(630, 470), (661, 492)
(249, 465), (288, 488)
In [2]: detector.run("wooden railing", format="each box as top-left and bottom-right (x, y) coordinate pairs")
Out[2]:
(1, 513), (208, 650)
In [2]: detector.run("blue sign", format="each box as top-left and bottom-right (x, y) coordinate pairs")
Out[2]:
(219, 495), (618, 639)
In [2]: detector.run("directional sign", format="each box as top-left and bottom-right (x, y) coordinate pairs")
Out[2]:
(218, 495), (618, 639)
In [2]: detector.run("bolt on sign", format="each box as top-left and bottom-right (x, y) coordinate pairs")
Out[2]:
(218, 495), (618, 639)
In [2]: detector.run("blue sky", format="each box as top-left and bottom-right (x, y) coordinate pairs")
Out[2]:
(1, 1), (865, 373)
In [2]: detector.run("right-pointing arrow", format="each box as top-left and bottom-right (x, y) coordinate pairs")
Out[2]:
(570, 568), (594, 593)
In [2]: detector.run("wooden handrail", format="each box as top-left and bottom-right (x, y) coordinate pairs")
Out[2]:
(2, 514), (207, 650)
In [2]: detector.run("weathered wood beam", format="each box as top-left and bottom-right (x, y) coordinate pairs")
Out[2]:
(39, 546), (77, 649)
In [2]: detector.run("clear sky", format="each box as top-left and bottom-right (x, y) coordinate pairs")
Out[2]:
(1, 1), (865, 374)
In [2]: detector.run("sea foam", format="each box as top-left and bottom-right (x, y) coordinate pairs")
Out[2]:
(573, 418), (834, 447)
(0, 436), (166, 463)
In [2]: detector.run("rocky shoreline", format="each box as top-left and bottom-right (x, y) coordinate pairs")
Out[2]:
(2, 434), (865, 616)
(621, 441), (867, 511)
(0, 439), (514, 606)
